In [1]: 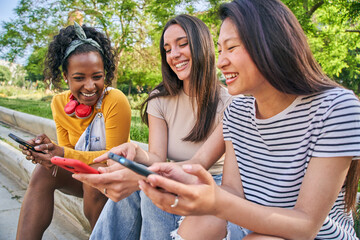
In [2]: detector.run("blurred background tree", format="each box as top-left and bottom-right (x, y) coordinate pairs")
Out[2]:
(284, 0), (360, 92)
(0, 0), (359, 93)
(0, 0), (227, 92)
(0, 65), (12, 84)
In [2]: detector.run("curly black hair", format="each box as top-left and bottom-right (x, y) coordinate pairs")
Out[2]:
(44, 24), (116, 89)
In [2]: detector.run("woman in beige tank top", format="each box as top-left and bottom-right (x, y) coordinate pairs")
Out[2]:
(74, 14), (232, 239)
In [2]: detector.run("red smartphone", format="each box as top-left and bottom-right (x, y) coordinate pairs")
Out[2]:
(51, 157), (100, 174)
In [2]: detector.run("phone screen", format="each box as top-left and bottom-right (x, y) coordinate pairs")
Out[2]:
(108, 152), (156, 177)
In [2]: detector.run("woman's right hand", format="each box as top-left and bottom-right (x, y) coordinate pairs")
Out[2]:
(140, 164), (219, 217)
(148, 162), (200, 185)
(20, 134), (64, 170)
(93, 142), (138, 166)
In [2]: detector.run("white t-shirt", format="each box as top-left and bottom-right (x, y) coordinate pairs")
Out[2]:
(224, 88), (360, 239)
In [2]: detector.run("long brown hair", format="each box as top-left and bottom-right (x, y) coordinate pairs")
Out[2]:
(219, 0), (359, 212)
(141, 14), (220, 142)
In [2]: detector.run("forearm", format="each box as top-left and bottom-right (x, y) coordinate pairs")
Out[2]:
(215, 189), (319, 240)
(133, 143), (165, 166)
(182, 123), (225, 170)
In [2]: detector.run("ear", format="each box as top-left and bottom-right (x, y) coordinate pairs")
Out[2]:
(63, 73), (68, 83)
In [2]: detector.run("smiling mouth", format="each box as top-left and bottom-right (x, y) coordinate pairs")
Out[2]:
(81, 92), (96, 97)
(175, 61), (188, 69)
(224, 73), (239, 80)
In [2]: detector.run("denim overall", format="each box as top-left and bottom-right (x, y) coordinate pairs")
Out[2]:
(91, 176), (223, 240)
(74, 87), (113, 152)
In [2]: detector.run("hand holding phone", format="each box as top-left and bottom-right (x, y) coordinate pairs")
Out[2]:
(51, 157), (100, 174)
(108, 152), (157, 177)
(8, 133), (46, 154)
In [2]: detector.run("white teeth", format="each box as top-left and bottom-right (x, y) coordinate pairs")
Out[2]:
(176, 61), (188, 68)
(224, 73), (238, 79)
(82, 92), (96, 97)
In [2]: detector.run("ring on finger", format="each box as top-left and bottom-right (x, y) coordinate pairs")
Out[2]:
(170, 195), (179, 208)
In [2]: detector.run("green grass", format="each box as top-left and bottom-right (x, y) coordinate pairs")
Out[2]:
(0, 97), (53, 119)
(130, 109), (149, 143)
(0, 86), (149, 143)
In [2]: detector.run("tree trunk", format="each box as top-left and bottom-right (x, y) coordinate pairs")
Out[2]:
(128, 79), (132, 96)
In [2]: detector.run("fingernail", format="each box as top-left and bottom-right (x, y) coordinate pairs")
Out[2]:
(34, 146), (40, 150)
(35, 139), (41, 144)
(148, 175), (155, 181)
(183, 164), (192, 170)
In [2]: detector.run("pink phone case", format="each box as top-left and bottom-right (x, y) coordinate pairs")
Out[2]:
(51, 157), (100, 174)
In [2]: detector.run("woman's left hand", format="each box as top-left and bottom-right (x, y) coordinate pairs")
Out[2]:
(139, 164), (220, 216)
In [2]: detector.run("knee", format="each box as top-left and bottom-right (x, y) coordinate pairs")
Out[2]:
(83, 185), (107, 212)
(83, 184), (105, 201)
(177, 216), (227, 240)
(28, 165), (56, 190)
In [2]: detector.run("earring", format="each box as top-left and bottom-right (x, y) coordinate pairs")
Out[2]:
(65, 79), (68, 83)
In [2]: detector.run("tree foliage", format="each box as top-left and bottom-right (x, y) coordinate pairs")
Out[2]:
(0, 0), (227, 90)
(283, 0), (360, 92)
(0, 65), (12, 83)
(0, 0), (359, 92)
(25, 46), (47, 82)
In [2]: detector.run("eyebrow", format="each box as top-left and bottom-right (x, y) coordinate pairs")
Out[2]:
(164, 36), (188, 47)
(217, 37), (239, 46)
(71, 71), (104, 76)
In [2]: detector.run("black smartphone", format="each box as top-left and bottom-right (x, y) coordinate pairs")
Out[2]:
(8, 133), (46, 154)
(108, 152), (157, 177)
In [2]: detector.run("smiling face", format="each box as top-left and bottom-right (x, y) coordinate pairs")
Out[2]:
(217, 18), (267, 97)
(163, 24), (192, 83)
(63, 51), (105, 106)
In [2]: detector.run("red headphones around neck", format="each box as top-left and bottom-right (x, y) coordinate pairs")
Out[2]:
(64, 94), (93, 119)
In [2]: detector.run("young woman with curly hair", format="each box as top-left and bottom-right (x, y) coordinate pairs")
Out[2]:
(16, 22), (131, 240)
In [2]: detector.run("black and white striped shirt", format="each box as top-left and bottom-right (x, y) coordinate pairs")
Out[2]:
(223, 88), (360, 239)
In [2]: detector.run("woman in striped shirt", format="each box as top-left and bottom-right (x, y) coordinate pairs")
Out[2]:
(140, 0), (360, 239)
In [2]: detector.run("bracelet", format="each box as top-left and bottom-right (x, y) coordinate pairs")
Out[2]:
(52, 165), (58, 177)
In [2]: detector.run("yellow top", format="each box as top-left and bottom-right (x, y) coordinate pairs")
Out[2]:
(51, 89), (131, 165)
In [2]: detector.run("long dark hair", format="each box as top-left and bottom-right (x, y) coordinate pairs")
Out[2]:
(44, 23), (116, 89)
(219, 0), (359, 212)
(141, 14), (220, 142)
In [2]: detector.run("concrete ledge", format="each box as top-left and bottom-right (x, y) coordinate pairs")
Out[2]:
(0, 106), (148, 236)
(0, 106), (57, 141)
